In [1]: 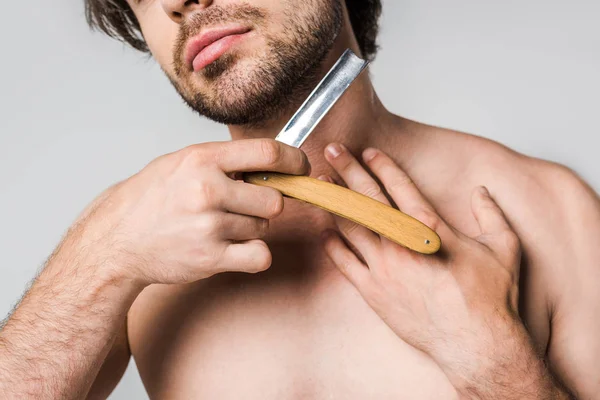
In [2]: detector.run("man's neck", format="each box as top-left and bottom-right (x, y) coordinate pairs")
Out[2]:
(227, 56), (395, 178)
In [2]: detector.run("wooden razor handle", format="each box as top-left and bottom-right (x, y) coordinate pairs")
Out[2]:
(244, 172), (441, 254)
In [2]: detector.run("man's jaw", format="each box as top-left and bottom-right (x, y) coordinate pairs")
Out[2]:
(228, 70), (385, 180)
(168, 0), (345, 127)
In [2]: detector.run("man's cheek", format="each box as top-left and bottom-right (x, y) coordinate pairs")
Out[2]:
(140, 12), (180, 71)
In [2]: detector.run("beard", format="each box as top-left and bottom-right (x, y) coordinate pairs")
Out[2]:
(168, 0), (344, 127)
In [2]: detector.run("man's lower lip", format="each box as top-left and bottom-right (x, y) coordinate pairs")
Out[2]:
(192, 32), (250, 72)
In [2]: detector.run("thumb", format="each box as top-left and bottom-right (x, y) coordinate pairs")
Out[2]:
(471, 186), (520, 260)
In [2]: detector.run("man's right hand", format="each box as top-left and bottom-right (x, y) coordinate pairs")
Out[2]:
(60, 139), (310, 286)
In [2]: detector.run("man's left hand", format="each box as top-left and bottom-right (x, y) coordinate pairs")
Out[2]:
(321, 144), (565, 398)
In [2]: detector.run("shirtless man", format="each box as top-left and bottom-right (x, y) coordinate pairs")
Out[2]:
(0, 0), (598, 398)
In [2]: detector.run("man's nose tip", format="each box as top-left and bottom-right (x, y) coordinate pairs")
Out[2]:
(161, 0), (213, 24)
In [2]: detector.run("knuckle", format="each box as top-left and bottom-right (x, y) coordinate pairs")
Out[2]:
(259, 140), (283, 168)
(196, 214), (221, 236)
(213, 142), (232, 167)
(292, 149), (310, 174)
(336, 154), (354, 172)
(339, 259), (353, 274)
(251, 244), (272, 272)
(341, 156), (362, 175)
(193, 244), (220, 267)
(499, 230), (521, 254)
(174, 146), (211, 173)
(387, 174), (414, 194)
(179, 144), (204, 164)
(361, 184), (383, 200)
(414, 209), (440, 231)
(257, 254), (272, 272)
(264, 192), (284, 218)
(189, 178), (219, 210)
(341, 220), (360, 237)
(200, 244), (229, 274)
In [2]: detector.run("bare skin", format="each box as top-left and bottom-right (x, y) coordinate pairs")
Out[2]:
(1, 0), (599, 399)
(122, 117), (599, 399)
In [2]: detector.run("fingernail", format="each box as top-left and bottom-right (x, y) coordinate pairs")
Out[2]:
(326, 143), (343, 159)
(479, 186), (490, 196)
(363, 148), (378, 162)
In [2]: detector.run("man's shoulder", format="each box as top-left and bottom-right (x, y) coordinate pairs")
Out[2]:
(426, 125), (588, 203)
(443, 127), (599, 311)
(460, 130), (594, 216)
(419, 126), (600, 378)
(422, 124), (596, 246)
(398, 121), (596, 235)
(444, 126), (598, 275)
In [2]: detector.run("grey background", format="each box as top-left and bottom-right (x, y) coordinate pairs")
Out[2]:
(1, 0), (598, 398)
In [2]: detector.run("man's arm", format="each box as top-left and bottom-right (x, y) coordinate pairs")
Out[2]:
(0, 184), (137, 399)
(542, 167), (600, 399)
(86, 319), (131, 400)
(0, 139), (310, 398)
(0, 248), (142, 399)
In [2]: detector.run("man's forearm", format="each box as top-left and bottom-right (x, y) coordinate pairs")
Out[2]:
(444, 324), (574, 400)
(0, 254), (142, 399)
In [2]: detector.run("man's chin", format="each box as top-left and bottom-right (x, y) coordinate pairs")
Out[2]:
(166, 0), (343, 127)
(179, 59), (291, 126)
(200, 53), (239, 81)
(173, 30), (338, 127)
(179, 85), (285, 127)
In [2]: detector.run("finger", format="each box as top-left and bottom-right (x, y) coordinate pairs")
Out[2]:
(471, 186), (521, 262)
(317, 175), (381, 260)
(471, 186), (512, 235)
(218, 213), (269, 241)
(219, 239), (272, 274)
(222, 179), (285, 219)
(335, 215), (382, 263)
(322, 230), (372, 289)
(324, 143), (391, 205)
(195, 139), (311, 175)
(363, 148), (444, 232)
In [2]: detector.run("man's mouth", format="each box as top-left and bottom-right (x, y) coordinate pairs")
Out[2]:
(184, 26), (252, 72)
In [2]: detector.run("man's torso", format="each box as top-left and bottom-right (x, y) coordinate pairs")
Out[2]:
(127, 120), (558, 399)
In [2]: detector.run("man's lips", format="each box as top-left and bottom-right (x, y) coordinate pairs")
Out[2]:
(184, 26), (252, 72)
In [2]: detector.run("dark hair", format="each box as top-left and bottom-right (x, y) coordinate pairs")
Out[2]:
(85, 0), (383, 60)
(345, 0), (382, 60)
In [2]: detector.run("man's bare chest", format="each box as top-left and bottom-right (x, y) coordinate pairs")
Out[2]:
(127, 174), (550, 399)
(127, 238), (458, 398)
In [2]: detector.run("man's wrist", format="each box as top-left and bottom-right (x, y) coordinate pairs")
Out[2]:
(43, 232), (147, 294)
(0, 254), (144, 398)
(433, 320), (569, 399)
(42, 254), (145, 309)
